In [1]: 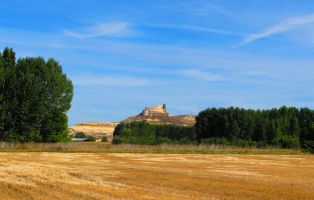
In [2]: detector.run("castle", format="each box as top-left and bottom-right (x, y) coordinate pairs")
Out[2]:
(140, 104), (169, 117)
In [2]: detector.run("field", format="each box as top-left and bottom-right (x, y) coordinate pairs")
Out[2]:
(0, 153), (313, 200)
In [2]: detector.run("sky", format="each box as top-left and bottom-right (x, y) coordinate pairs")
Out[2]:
(0, 0), (314, 125)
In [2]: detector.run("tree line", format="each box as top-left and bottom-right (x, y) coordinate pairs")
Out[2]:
(196, 107), (314, 151)
(113, 106), (314, 152)
(0, 48), (73, 142)
(113, 121), (196, 145)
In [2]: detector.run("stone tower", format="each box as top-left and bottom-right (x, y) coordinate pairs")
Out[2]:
(162, 104), (167, 112)
(143, 107), (149, 116)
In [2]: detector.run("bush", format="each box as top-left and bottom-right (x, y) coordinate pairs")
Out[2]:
(231, 139), (257, 147)
(200, 137), (256, 147)
(201, 137), (230, 145)
(112, 136), (123, 144)
(155, 137), (173, 144)
(273, 135), (300, 149)
(75, 132), (86, 138)
(101, 137), (108, 142)
(256, 141), (268, 148)
(86, 135), (96, 142)
(302, 140), (314, 153)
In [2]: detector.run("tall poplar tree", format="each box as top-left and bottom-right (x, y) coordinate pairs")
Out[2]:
(0, 48), (73, 142)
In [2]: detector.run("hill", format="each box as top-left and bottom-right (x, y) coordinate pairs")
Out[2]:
(69, 104), (196, 140)
(121, 114), (195, 126)
(122, 104), (196, 126)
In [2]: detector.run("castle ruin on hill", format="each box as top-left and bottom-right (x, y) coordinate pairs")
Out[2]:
(140, 104), (169, 117)
(122, 103), (195, 126)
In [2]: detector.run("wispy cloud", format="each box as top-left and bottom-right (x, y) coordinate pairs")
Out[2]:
(150, 24), (243, 36)
(64, 22), (131, 39)
(239, 13), (314, 46)
(72, 75), (153, 86)
(181, 69), (223, 81)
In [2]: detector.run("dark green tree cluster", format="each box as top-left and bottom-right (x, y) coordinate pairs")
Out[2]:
(196, 107), (314, 151)
(113, 121), (196, 145)
(0, 48), (73, 142)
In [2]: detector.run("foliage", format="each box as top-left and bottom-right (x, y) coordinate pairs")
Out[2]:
(200, 137), (256, 147)
(113, 121), (196, 145)
(101, 136), (108, 142)
(86, 135), (96, 142)
(75, 132), (87, 138)
(200, 137), (230, 145)
(195, 106), (314, 151)
(73, 132), (95, 142)
(0, 47), (73, 142)
(301, 140), (314, 153)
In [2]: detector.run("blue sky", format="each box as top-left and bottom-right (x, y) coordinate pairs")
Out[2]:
(1, 0), (314, 125)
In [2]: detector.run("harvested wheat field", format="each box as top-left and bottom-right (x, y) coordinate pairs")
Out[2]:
(0, 153), (313, 200)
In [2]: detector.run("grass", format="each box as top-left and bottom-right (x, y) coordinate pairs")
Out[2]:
(0, 142), (307, 154)
(0, 152), (313, 199)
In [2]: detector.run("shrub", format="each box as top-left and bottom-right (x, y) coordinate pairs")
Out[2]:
(75, 132), (86, 138)
(201, 137), (230, 145)
(112, 136), (123, 144)
(155, 137), (173, 144)
(302, 140), (314, 153)
(256, 141), (268, 148)
(101, 137), (108, 142)
(231, 139), (256, 147)
(86, 135), (96, 142)
(273, 135), (300, 149)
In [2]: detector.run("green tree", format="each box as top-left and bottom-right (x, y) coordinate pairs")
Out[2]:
(0, 48), (73, 142)
(0, 48), (18, 141)
(0, 51), (4, 137)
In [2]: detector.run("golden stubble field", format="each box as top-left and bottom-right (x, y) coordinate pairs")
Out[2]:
(0, 153), (313, 200)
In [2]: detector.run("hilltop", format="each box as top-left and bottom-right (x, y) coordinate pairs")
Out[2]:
(121, 104), (196, 126)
